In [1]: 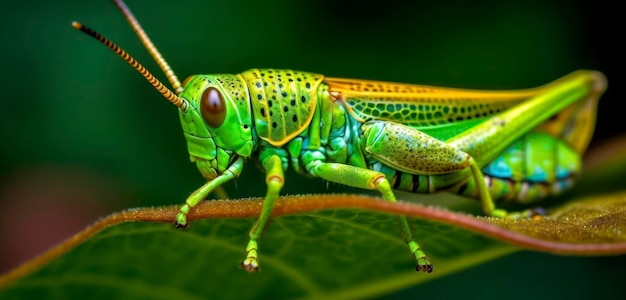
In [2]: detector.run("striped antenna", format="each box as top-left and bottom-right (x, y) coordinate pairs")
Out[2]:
(112, 0), (183, 94)
(72, 21), (187, 110)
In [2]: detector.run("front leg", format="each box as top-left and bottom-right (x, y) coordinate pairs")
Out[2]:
(175, 157), (245, 228)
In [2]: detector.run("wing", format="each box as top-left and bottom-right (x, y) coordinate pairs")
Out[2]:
(325, 75), (601, 152)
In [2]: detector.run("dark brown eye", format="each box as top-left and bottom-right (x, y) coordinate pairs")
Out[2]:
(200, 87), (226, 128)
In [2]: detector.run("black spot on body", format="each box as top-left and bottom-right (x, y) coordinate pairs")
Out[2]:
(260, 108), (266, 117)
(272, 122), (278, 128)
(256, 82), (262, 88)
(392, 171), (402, 189)
(305, 82), (311, 89)
(292, 115), (298, 122)
(291, 99), (296, 106)
(411, 175), (420, 193)
(257, 94), (263, 100)
(281, 92), (287, 97)
(283, 106), (288, 112)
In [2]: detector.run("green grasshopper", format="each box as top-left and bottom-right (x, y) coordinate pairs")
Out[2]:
(73, 0), (606, 273)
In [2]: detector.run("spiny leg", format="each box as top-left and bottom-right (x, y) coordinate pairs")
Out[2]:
(241, 155), (284, 272)
(175, 158), (244, 228)
(310, 162), (433, 273)
(442, 71), (605, 218)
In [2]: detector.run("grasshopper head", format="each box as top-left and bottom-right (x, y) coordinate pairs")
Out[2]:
(179, 74), (255, 179)
(71, 18), (254, 180)
(71, 10), (254, 181)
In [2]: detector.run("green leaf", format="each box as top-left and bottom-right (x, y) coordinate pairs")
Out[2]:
(1, 138), (625, 300)
(1, 188), (625, 299)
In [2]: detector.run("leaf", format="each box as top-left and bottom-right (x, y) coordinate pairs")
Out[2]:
(0, 188), (625, 299)
(0, 137), (625, 299)
(484, 192), (626, 246)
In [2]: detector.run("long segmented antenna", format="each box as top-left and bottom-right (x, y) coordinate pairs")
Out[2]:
(112, 0), (183, 94)
(72, 21), (187, 110)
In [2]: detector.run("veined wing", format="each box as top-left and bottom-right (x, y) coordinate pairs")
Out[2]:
(325, 75), (602, 153)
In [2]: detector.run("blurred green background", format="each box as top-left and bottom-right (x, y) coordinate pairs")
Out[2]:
(0, 0), (623, 298)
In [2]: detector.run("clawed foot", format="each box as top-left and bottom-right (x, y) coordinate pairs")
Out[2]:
(174, 222), (188, 229)
(240, 240), (260, 272)
(175, 212), (189, 229)
(408, 241), (433, 273)
(240, 257), (260, 272)
(415, 257), (433, 273)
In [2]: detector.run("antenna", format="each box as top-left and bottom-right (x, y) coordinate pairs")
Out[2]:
(71, 21), (187, 110)
(112, 0), (183, 94)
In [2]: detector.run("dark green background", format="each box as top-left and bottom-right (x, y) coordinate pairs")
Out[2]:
(0, 0), (623, 298)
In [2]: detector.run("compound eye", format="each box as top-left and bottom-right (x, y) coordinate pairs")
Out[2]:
(200, 87), (226, 128)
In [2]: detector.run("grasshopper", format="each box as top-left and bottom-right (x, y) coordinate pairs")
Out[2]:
(72, 0), (606, 272)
